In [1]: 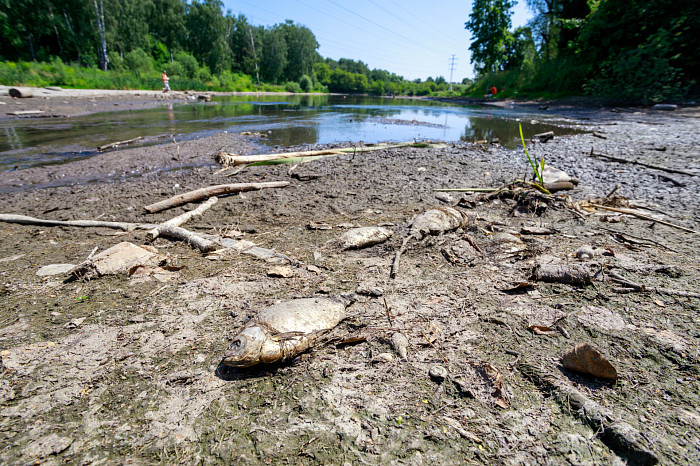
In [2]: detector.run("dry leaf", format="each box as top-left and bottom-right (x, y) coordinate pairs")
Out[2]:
(529, 325), (557, 335)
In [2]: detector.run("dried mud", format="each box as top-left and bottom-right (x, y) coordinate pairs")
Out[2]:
(0, 97), (698, 465)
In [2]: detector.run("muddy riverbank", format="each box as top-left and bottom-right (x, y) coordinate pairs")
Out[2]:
(0, 95), (698, 464)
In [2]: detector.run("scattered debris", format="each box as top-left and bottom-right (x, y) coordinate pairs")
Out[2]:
(574, 245), (597, 260)
(390, 332), (409, 359)
(533, 131), (554, 143)
(560, 342), (618, 380)
(221, 297), (349, 367)
(143, 181), (290, 214)
(337, 226), (393, 250)
(429, 365), (448, 382)
(542, 166), (578, 192)
(97, 136), (143, 152)
(147, 196), (218, 240)
(71, 242), (163, 279)
(267, 266), (294, 278)
(36, 263), (75, 276)
(519, 362), (657, 465)
(391, 207), (468, 278)
(532, 263), (592, 286)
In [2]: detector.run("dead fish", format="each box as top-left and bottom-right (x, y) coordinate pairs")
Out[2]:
(222, 297), (348, 368)
(338, 226), (393, 250)
(391, 207), (468, 278)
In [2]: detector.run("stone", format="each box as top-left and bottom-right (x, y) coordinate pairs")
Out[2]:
(36, 263), (75, 276)
(561, 343), (618, 380)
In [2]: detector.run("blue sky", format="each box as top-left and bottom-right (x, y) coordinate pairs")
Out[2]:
(222, 1), (533, 82)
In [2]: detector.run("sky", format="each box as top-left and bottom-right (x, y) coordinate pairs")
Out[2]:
(221, 0), (533, 82)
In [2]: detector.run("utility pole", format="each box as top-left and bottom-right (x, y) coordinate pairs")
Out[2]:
(448, 55), (458, 91)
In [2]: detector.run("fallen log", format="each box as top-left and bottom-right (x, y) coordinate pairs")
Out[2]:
(8, 87), (34, 98)
(518, 362), (658, 465)
(147, 197), (218, 240)
(533, 131), (554, 142)
(157, 225), (218, 253)
(215, 142), (446, 167)
(143, 181), (290, 213)
(0, 214), (153, 231)
(97, 136), (144, 151)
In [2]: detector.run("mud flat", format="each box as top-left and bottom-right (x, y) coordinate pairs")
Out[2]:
(0, 98), (698, 464)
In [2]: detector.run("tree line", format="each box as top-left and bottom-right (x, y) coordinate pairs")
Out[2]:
(0, 0), (461, 96)
(465, 0), (699, 103)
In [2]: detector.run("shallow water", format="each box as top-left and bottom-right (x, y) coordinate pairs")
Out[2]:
(0, 95), (583, 170)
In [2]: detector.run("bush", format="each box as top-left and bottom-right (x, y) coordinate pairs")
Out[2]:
(298, 74), (313, 92)
(285, 81), (301, 93)
(108, 52), (124, 71)
(197, 66), (212, 82)
(124, 48), (154, 76)
(174, 51), (198, 79)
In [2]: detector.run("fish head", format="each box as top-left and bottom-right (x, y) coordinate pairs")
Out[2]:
(222, 326), (268, 367)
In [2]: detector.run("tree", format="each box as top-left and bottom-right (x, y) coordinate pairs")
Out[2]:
(280, 20), (318, 82)
(259, 25), (286, 83)
(465, 0), (516, 74)
(149, 0), (186, 59)
(185, 0), (230, 73)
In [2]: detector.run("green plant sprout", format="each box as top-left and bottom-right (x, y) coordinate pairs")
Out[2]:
(519, 123), (545, 186)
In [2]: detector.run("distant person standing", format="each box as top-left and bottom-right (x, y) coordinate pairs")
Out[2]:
(490, 86), (497, 97)
(162, 71), (171, 92)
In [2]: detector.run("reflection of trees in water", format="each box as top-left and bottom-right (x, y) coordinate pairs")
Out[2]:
(266, 125), (319, 147)
(1, 126), (23, 152)
(460, 118), (575, 149)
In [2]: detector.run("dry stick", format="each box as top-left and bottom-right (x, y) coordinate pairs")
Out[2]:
(390, 235), (413, 279)
(600, 227), (679, 253)
(0, 214), (154, 231)
(607, 270), (700, 298)
(147, 197), (218, 241)
(143, 181), (290, 213)
(518, 362), (659, 466)
(383, 298), (394, 326)
(587, 150), (698, 177)
(589, 204), (699, 234)
(421, 330), (449, 364)
(156, 224), (218, 253)
(97, 136), (143, 151)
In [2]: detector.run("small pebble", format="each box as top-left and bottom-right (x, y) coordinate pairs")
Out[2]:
(429, 365), (448, 382)
(575, 245), (596, 260)
(372, 352), (394, 363)
(390, 332), (409, 359)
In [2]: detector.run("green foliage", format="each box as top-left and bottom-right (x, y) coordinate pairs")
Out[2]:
(465, 0), (516, 74)
(174, 51), (198, 79)
(285, 81), (302, 93)
(519, 123), (544, 186)
(298, 75), (313, 92)
(124, 48), (153, 76)
(151, 41), (169, 67)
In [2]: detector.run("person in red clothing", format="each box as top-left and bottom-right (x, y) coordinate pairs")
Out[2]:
(162, 71), (171, 92)
(490, 86), (497, 96)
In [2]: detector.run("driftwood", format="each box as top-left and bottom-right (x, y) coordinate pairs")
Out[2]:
(157, 225), (218, 253)
(0, 214), (153, 231)
(143, 181), (290, 213)
(533, 131), (554, 142)
(97, 136), (144, 151)
(532, 263), (592, 286)
(587, 150), (697, 177)
(10, 110), (44, 116)
(518, 362), (658, 465)
(216, 142), (445, 167)
(147, 197), (218, 240)
(8, 87), (33, 98)
(588, 204), (698, 234)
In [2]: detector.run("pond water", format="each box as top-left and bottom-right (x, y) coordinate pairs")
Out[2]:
(0, 95), (582, 170)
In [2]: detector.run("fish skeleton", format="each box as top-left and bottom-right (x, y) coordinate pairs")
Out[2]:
(222, 297), (347, 368)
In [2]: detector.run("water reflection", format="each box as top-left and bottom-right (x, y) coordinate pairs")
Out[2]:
(0, 95), (583, 170)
